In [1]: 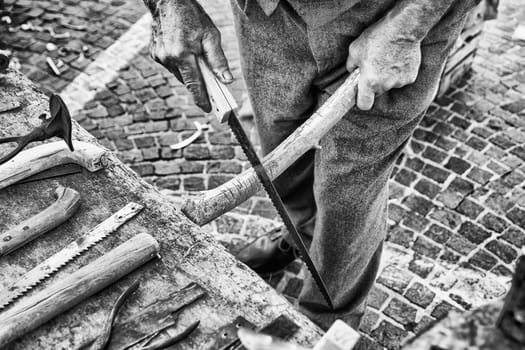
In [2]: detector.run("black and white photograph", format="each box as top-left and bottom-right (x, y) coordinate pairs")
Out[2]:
(0, 0), (524, 349)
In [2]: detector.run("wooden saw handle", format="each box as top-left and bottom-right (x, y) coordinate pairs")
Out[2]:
(0, 141), (108, 190)
(0, 233), (160, 347)
(0, 186), (81, 257)
(197, 58), (238, 123)
(182, 69), (360, 226)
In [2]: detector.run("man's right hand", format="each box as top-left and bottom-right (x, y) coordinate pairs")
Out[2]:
(147, 0), (233, 112)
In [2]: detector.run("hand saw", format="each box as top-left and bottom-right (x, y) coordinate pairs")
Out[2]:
(197, 59), (333, 310)
(0, 202), (143, 310)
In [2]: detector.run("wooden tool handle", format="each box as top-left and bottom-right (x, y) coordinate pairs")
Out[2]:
(197, 58), (238, 123)
(0, 141), (108, 190)
(0, 233), (160, 347)
(0, 186), (81, 257)
(182, 69), (360, 226)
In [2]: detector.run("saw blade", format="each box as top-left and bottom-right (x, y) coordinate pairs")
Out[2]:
(196, 58), (333, 309)
(228, 114), (334, 310)
(0, 202), (143, 310)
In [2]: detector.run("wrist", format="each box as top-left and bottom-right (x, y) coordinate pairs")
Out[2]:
(380, 0), (456, 42)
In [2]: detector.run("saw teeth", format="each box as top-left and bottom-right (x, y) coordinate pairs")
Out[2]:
(0, 203), (143, 309)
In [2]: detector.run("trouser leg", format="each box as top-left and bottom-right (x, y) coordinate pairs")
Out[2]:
(298, 4), (473, 329)
(232, 0), (472, 331)
(231, 1), (320, 243)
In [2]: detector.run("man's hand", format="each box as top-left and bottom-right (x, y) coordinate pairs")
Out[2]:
(147, 0), (233, 112)
(346, 20), (421, 111)
(346, 0), (481, 111)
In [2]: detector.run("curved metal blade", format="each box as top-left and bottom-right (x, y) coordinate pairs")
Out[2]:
(0, 202), (144, 310)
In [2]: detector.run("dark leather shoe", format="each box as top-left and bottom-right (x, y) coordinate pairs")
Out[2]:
(236, 229), (297, 274)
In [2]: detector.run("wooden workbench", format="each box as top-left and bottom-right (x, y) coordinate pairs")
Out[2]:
(0, 69), (322, 349)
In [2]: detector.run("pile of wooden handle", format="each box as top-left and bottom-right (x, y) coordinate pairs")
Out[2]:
(0, 141), (160, 347)
(0, 233), (159, 347)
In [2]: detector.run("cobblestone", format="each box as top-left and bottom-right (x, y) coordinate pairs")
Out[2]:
(404, 282), (435, 308)
(9, 0), (525, 348)
(383, 298), (417, 327)
(377, 265), (413, 294)
(371, 321), (409, 350)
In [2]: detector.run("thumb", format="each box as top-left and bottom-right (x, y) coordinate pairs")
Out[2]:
(202, 31), (233, 84)
(346, 50), (359, 73)
(357, 76), (375, 111)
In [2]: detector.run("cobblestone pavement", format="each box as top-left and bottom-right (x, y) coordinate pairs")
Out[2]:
(3, 0), (525, 349)
(0, 0), (145, 93)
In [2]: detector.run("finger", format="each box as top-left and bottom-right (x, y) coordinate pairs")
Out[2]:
(357, 77), (375, 111)
(346, 55), (358, 73)
(202, 31), (233, 84)
(149, 18), (164, 62)
(178, 55), (211, 112)
(346, 45), (359, 73)
(151, 33), (185, 83)
(164, 56), (184, 82)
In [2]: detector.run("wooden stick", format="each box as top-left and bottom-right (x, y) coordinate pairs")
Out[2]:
(0, 141), (108, 190)
(182, 70), (360, 226)
(0, 186), (80, 257)
(0, 233), (160, 347)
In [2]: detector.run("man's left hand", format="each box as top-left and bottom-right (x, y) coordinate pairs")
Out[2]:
(346, 20), (422, 111)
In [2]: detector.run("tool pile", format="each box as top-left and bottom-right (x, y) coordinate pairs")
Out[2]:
(0, 92), (303, 349)
(0, 96), (200, 349)
(0, 96), (161, 348)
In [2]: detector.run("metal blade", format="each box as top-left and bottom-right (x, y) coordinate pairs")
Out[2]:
(0, 202), (143, 310)
(196, 57), (333, 309)
(228, 113), (334, 310)
(18, 163), (82, 184)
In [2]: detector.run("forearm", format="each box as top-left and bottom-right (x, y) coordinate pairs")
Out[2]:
(382, 0), (475, 42)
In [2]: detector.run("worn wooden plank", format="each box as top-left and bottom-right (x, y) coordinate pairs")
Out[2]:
(0, 233), (160, 347)
(402, 300), (523, 350)
(0, 69), (322, 349)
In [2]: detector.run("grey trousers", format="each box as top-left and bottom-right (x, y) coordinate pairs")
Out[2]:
(231, 0), (474, 330)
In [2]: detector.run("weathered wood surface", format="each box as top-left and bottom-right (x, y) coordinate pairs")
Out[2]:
(402, 300), (523, 350)
(0, 69), (323, 349)
(182, 69), (360, 226)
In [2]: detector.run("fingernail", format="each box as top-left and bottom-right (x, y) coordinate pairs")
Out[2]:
(221, 70), (233, 83)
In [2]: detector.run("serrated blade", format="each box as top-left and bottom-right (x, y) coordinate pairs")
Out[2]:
(228, 114), (334, 310)
(198, 58), (333, 309)
(0, 202), (143, 310)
